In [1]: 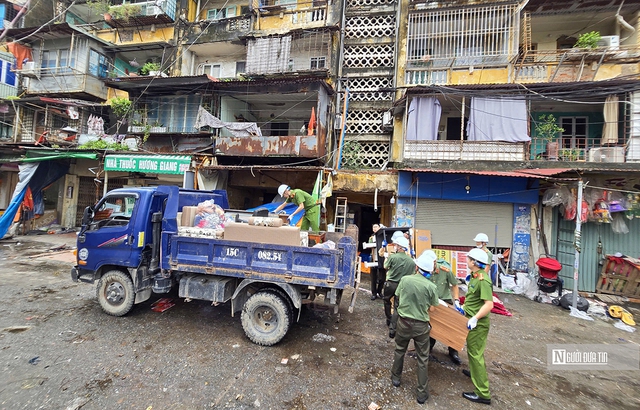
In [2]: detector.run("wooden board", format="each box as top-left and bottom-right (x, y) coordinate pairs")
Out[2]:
(429, 304), (469, 352)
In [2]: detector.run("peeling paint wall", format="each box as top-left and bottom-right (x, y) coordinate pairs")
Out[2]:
(332, 172), (396, 194)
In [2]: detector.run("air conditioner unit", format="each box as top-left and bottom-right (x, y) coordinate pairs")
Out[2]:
(21, 61), (39, 78)
(627, 138), (640, 162)
(382, 110), (393, 130)
(598, 35), (620, 50)
(588, 146), (625, 163)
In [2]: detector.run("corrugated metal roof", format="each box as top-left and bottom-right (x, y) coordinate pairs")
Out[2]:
(400, 168), (572, 178)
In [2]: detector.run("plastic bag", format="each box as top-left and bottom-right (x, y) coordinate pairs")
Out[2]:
(613, 320), (636, 333)
(194, 200), (226, 229)
(542, 186), (571, 207)
(569, 306), (594, 321)
(586, 304), (609, 320)
(513, 271), (532, 295)
(612, 213), (629, 234)
(500, 273), (517, 292)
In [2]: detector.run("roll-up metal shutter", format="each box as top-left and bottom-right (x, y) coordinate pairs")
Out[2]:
(415, 199), (513, 247)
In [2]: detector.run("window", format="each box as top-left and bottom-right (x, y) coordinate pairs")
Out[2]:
(207, 9), (225, 19)
(0, 61), (16, 86)
(235, 61), (246, 76)
(407, 4), (518, 68)
(226, 6), (237, 17)
(310, 57), (326, 70)
(270, 122), (289, 136)
(40, 49), (72, 73)
(89, 50), (110, 78)
(41, 51), (56, 70)
(560, 117), (588, 149)
(200, 63), (221, 77)
(94, 195), (136, 225)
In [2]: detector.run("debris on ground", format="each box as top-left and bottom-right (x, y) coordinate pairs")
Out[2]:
(312, 333), (336, 343)
(151, 298), (175, 312)
(2, 325), (32, 333)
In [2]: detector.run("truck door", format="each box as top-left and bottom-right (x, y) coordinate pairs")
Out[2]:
(79, 193), (140, 269)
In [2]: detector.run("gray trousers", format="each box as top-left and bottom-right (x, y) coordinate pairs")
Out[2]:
(391, 316), (431, 402)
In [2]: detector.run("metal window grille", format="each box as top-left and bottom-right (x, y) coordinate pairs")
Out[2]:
(407, 4), (520, 69)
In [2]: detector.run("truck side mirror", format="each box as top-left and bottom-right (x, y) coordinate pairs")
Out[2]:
(81, 206), (94, 226)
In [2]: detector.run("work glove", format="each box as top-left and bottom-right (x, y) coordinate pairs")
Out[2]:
(410, 249), (416, 258)
(381, 240), (387, 247)
(287, 215), (293, 224)
(467, 316), (478, 330)
(454, 300), (465, 315)
(279, 210), (287, 215)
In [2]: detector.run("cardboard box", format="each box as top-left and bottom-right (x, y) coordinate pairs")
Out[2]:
(429, 304), (469, 352)
(181, 206), (198, 227)
(223, 223), (301, 246)
(414, 229), (432, 256)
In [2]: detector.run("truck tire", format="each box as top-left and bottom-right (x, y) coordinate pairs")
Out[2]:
(97, 270), (135, 317)
(241, 291), (290, 346)
(262, 287), (295, 323)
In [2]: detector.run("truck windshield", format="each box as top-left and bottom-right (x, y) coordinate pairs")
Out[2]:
(94, 195), (136, 222)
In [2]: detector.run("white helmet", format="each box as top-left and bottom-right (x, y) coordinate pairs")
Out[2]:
(473, 233), (489, 243)
(278, 184), (290, 197)
(393, 236), (410, 250)
(415, 250), (437, 272)
(390, 231), (404, 242)
(467, 248), (489, 265)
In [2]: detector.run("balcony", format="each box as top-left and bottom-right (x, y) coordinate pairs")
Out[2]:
(404, 140), (528, 162)
(106, 0), (177, 27)
(258, 3), (329, 30)
(513, 45), (640, 83)
(186, 16), (252, 44)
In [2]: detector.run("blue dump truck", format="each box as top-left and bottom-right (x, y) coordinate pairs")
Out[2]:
(71, 185), (359, 346)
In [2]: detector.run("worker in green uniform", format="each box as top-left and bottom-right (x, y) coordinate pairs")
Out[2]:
(274, 184), (320, 232)
(461, 247), (494, 405)
(424, 250), (463, 365)
(379, 235), (415, 338)
(473, 233), (493, 276)
(390, 250), (439, 404)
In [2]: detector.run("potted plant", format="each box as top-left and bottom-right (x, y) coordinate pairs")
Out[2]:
(109, 96), (132, 119)
(535, 114), (564, 160)
(573, 31), (601, 49)
(140, 62), (162, 76)
(109, 3), (142, 21)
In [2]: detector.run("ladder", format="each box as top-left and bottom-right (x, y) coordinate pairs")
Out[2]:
(334, 197), (348, 233)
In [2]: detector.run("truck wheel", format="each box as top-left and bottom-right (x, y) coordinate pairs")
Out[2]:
(262, 287), (295, 323)
(97, 270), (135, 317)
(241, 292), (290, 346)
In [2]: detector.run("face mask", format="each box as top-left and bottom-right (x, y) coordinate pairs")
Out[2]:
(476, 244), (483, 248)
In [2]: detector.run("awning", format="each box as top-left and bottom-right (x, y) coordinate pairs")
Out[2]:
(0, 152), (98, 163)
(401, 168), (571, 179)
(104, 154), (191, 175)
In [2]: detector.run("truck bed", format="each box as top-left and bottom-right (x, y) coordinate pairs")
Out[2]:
(167, 234), (357, 289)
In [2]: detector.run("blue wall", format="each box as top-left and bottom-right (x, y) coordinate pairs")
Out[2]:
(398, 171), (539, 204)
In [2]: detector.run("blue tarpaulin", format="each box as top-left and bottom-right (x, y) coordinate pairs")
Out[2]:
(0, 161), (70, 239)
(246, 202), (304, 227)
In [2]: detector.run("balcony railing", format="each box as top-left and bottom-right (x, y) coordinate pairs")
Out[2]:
(107, 0), (176, 26)
(514, 45), (640, 83)
(404, 140), (528, 161)
(259, 5), (328, 27)
(186, 16), (252, 43)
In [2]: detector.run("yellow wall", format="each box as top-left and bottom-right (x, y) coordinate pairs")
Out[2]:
(95, 27), (175, 45)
